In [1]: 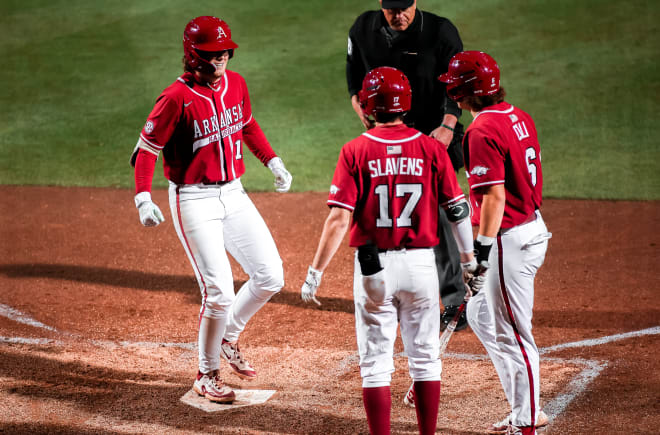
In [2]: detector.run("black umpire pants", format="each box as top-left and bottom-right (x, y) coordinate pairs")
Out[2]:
(435, 208), (465, 307)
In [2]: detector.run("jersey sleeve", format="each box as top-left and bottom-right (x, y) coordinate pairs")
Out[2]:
(139, 94), (181, 154)
(239, 76), (277, 165)
(466, 128), (506, 191)
(327, 145), (358, 211)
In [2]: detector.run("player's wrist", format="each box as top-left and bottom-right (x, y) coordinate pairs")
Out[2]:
(134, 191), (152, 208)
(474, 235), (494, 265)
(267, 157), (284, 171)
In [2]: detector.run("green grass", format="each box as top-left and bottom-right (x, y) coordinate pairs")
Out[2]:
(0, 0), (658, 199)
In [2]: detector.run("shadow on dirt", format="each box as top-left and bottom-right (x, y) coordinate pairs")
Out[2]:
(0, 263), (355, 314)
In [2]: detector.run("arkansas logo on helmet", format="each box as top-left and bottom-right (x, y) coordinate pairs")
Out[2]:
(358, 67), (412, 117)
(183, 16), (238, 74)
(438, 51), (500, 101)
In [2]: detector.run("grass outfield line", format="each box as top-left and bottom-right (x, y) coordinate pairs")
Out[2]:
(0, 0), (658, 199)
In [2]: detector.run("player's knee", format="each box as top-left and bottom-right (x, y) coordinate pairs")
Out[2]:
(250, 264), (284, 297)
(408, 357), (442, 381)
(203, 287), (234, 315)
(361, 368), (392, 388)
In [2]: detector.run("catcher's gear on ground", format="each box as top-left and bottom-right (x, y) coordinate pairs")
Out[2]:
(267, 157), (292, 193)
(440, 304), (467, 332)
(183, 16), (238, 74)
(301, 266), (322, 306)
(438, 51), (500, 101)
(358, 66), (412, 116)
(134, 192), (165, 227)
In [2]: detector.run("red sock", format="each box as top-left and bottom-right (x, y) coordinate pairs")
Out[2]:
(518, 426), (536, 435)
(413, 381), (441, 435)
(362, 386), (391, 435)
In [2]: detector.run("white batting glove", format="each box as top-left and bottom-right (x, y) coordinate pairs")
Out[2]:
(301, 266), (322, 306)
(468, 261), (489, 294)
(461, 258), (477, 282)
(267, 157), (292, 193)
(135, 192), (165, 227)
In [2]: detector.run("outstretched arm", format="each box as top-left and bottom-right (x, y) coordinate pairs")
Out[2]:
(301, 207), (351, 305)
(311, 207), (352, 272)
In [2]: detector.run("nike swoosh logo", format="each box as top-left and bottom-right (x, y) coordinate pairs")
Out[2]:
(184, 101), (193, 107)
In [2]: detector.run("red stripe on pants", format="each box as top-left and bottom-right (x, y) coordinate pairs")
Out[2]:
(497, 235), (536, 426)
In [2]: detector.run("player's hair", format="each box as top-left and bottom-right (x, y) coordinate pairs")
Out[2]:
(183, 56), (195, 73)
(461, 88), (506, 112)
(373, 112), (406, 123)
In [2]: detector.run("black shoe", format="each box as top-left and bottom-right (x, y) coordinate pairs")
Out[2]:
(440, 305), (468, 332)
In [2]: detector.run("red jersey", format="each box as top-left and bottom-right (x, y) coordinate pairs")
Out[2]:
(137, 71), (276, 184)
(463, 102), (543, 229)
(328, 124), (465, 249)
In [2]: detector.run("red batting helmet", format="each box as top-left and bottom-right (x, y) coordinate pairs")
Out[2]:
(358, 67), (412, 116)
(438, 51), (500, 101)
(183, 16), (238, 73)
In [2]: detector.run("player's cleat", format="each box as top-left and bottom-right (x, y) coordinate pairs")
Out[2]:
(193, 370), (235, 403)
(403, 383), (415, 408)
(440, 305), (468, 332)
(221, 339), (257, 380)
(486, 410), (548, 434)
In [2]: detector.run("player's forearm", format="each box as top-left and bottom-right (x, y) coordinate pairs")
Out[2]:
(311, 208), (351, 272)
(134, 149), (157, 194)
(478, 185), (506, 237)
(242, 119), (277, 165)
(441, 114), (458, 130)
(450, 217), (475, 263)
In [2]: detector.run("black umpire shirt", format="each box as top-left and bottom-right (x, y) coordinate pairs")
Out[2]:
(347, 9), (463, 136)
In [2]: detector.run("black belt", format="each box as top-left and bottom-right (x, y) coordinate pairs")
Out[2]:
(202, 180), (230, 186)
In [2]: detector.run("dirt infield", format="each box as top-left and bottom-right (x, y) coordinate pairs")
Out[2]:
(1, 186), (659, 434)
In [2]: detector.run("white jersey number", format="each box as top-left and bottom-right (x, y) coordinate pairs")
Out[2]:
(235, 140), (243, 160)
(525, 147), (537, 186)
(375, 183), (422, 228)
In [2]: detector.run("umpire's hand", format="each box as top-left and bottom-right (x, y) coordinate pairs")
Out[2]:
(429, 125), (454, 148)
(351, 95), (374, 130)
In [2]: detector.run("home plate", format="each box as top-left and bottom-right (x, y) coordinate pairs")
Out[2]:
(180, 389), (277, 412)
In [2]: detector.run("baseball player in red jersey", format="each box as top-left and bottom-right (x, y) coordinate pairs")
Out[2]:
(440, 51), (552, 435)
(130, 16), (292, 403)
(301, 67), (475, 435)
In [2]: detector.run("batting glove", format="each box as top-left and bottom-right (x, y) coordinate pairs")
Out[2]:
(301, 266), (322, 306)
(267, 157), (292, 193)
(462, 256), (489, 294)
(135, 192), (165, 227)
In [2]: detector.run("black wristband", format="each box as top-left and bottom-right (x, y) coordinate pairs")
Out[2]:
(473, 240), (492, 264)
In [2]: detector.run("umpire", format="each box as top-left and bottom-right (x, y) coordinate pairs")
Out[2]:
(346, 0), (468, 330)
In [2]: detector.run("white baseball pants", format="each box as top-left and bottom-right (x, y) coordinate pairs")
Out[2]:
(353, 248), (442, 388)
(466, 210), (551, 428)
(168, 179), (284, 373)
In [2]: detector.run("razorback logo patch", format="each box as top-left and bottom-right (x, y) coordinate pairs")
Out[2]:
(470, 165), (490, 176)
